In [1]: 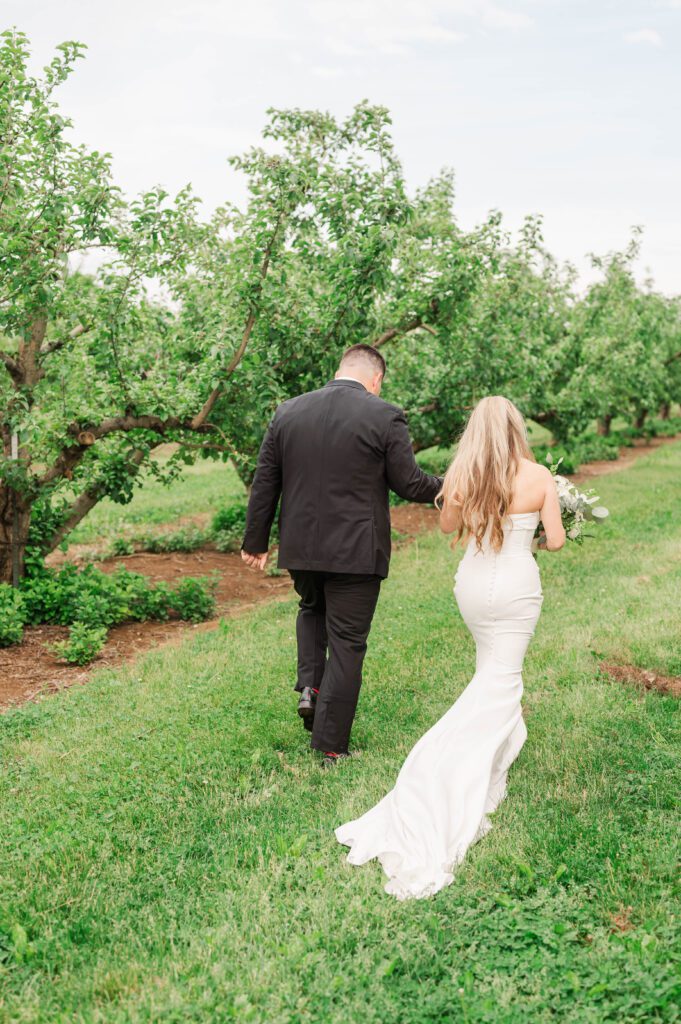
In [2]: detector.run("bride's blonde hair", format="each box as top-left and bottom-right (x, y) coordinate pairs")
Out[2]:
(437, 396), (534, 552)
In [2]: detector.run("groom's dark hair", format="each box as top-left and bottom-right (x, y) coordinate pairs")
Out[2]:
(339, 343), (386, 378)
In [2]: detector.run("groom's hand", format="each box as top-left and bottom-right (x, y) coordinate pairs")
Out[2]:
(241, 550), (268, 571)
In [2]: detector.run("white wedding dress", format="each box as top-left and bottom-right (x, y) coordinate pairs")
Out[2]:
(335, 512), (543, 900)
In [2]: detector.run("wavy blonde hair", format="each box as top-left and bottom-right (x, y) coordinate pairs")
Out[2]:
(437, 396), (534, 552)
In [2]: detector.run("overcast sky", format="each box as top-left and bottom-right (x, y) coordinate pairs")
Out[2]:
(5, 0), (681, 292)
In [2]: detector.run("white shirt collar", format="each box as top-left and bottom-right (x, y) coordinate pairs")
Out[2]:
(334, 375), (367, 389)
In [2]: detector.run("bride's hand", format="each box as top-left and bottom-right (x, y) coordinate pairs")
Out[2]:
(533, 531), (547, 552)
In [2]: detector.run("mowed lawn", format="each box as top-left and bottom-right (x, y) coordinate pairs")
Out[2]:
(1, 445), (680, 1023)
(67, 455), (245, 546)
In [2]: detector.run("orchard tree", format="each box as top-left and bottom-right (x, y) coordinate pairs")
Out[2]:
(371, 172), (504, 450)
(560, 235), (656, 437)
(383, 213), (579, 448)
(174, 104), (412, 483)
(149, 126), (499, 478)
(454, 216), (579, 442)
(632, 288), (681, 426)
(0, 32), (408, 581)
(660, 296), (681, 417)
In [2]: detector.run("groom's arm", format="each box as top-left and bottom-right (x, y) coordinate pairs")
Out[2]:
(384, 410), (442, 504)
(242, 417), (282, 558)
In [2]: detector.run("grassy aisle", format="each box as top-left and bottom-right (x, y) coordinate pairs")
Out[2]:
(67, 458), (244, 546)
(1, 445), (680, 1023)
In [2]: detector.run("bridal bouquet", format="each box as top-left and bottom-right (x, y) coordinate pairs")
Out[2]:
(544, 454), (609, 543)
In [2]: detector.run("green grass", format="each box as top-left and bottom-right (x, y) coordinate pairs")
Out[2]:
(68, 456), (245, 545)
(1, 444), (680, 1022)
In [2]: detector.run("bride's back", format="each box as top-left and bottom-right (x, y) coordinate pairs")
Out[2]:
(507, 458), (551, 515)
(439, 398), (566, 553)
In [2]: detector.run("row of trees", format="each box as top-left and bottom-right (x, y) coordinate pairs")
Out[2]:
(2, 32), (680, 583)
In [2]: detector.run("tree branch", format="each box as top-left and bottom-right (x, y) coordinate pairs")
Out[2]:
(72, 413), (215, 442)
(19, 317), (47, 392)
(39, 322), (91, 358)
(36, 413), (214, 490)
(36, 441), (90, 488)
(47, 448), (149, 553)
(0, 350), (22, 386)
(373, 317), (437, 349)
(530, 410), (558, 425)
(33, 203), (286, 492)
(664, 349), (681, 366)
(190, 210), (285, 430)
(172, 440), (239, 454)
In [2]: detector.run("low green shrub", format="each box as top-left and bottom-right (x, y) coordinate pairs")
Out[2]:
(613, 425), (644, 447)
(415, 447), (452, 478)
(21, 563), (80, 626)
(574, 434), (621, 463)
(0, 585), (26, 647)
(6, 564), (217, 662)
(70, 566), (133, 628)
(212, 502), (249, 552)
(212, 502), (248, 536)
(534, 430), (624, 474)
(169, 575), (218, 622)
(648, 415), (681, 437)
(533, 445), (580, 474)
(107, 527), (210, 558)
(138, 527), (209, 554)
(110, 537), (135, 557)
(52, 622), (107, 666)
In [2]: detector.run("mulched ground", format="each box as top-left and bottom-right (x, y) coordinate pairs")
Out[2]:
(601, 662), (681, 698)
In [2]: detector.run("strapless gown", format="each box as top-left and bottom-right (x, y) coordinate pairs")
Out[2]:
(335, 512), (543, 900)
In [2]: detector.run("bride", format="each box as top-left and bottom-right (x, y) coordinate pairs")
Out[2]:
(335, 396), (566, 900)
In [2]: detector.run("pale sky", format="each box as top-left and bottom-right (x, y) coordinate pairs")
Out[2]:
(5, 0), (681, 292)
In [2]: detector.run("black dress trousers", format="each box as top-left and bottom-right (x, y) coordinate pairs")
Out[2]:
(291, 570), (381, 754)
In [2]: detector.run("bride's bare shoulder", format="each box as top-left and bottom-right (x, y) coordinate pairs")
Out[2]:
(520, 457), (551, 481)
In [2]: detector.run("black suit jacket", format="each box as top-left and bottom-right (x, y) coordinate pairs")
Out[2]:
(242, 379), (442, 578)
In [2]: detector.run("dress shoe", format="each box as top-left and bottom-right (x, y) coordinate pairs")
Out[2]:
(297, 687), (317, 731)
(322, 751), (352, 768)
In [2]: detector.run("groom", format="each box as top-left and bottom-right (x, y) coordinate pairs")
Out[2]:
(241, 344), (442, 765)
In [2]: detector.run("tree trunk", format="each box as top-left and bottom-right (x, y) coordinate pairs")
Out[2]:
(659, 402), (670, 420)
(596, 414), (613, 437)
(531, 412), (570, 444)
(0, 485), (31, 585)
(633, 409), (648, 430)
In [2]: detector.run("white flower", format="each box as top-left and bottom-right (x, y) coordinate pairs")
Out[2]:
(550, 466), (610, 543)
